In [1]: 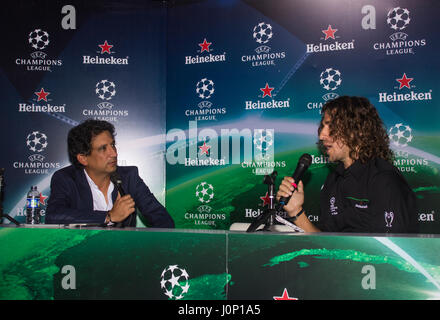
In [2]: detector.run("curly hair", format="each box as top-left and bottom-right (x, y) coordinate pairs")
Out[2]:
(318, 96), (393, 164)
(68, 119), (116, 168)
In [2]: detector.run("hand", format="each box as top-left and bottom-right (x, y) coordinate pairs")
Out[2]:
(276, 177), (304, 217)
(108, 193), (135, 223)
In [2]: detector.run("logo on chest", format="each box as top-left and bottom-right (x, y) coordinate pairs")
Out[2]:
(385, 211), (394, 228)
(329, 197), (338, 215)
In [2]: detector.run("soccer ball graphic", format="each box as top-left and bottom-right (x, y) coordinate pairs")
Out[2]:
(253, 129), (274, 152)
(26, 131), (48, 153)
(160, 265), (190, 300)
(388, 123), (413, 147)
(195, 182), (214, 204)
(320, 68), (342, 91)
(253, 22), (273, 44)
(96, 80), (116, 101)
(387, 7), (411, 31)
(28, 29), (50, 50)
(196, 78), (215, 99)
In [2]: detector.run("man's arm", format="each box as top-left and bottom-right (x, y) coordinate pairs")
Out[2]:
(276, 177), (320, 232)
(45, 170), (107, 224)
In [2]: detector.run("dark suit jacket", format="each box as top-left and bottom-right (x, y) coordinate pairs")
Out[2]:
(45, 165), (174, 228)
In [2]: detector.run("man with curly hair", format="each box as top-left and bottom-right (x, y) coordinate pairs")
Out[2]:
(46, 119), (174, 228)
(276, 96), (418, 233)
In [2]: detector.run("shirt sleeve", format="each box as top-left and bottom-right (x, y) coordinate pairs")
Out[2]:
(368, 171), (418, 233)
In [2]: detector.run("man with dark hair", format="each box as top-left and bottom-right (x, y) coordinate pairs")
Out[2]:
(276, 96), (418, 233)
(46, 119), (174, 228)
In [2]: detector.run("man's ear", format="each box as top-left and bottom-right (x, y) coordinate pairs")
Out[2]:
(77, 153), (88, 167)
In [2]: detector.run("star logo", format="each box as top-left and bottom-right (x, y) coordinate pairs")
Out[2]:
(199, 141), (211, 156)
(260, 192), (271, 207)
(39, 193), (48, 205)
(260, 83), (274, 98)
(396, 73), (413, 89)
(322, 25), (338, 40)
(273, 288), (298, 300)
(98, 40), (114, 54)
(34, 88), (50, 102)
(198, 38), (212, 53)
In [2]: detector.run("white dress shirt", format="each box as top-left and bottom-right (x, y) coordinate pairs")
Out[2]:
(83, 169), (115, 213)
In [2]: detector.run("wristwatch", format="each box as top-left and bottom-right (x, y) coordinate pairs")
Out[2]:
(106, 211), (115, 226)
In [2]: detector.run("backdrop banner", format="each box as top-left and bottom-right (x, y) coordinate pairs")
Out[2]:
(165, 0), (440, 233)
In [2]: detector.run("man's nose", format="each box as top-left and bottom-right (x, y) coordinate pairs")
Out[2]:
(319, 127), (328, 140)
(108, 145), (117, 157)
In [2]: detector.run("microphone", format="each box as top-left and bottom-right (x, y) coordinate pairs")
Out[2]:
(110, 172), (133, 227)
(110, 172), (126, 196)
(278, 153), (312, 208)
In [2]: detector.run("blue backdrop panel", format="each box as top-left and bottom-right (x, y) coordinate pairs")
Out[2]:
(1, 0), (167, 226)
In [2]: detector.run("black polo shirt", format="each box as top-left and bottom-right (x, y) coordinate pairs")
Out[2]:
(316, 158), (418, 233)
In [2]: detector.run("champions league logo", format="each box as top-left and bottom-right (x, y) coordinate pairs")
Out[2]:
(12, 131), (61, 175)
(389, 123), (413, 148)
(306, 67), (341, 113)
(28, 29), (49, 50)
(195, 182), (214, 204)
(253, 129), (274, 152)
(196, 78), (215, 101)
(241, 22), (286, 67)
(320, 68), (342, 92)
(373, 7), (427, 55)
(241, 129), (284, 176)
(15, 29), (63, 72)
(184, 78), (227, 121)
(184, 181), (226, 226)
(160, 265), (190, 300)
(388, 123), (429, 173)
(82, 80), (129, 122)
(387, 7), (411, 31)
(253, 22), (273, 46)
(26, 131), (48, 153)
(96, 80), (116, 101)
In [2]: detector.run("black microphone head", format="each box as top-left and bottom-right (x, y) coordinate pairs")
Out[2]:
(110, 171), (122, 185)
(279, 154), (313, 207)
(299, 153), (312, 167)
(291, 153), (312, 182)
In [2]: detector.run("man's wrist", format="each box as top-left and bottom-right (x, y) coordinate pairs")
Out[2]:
(106, 211), (115, 225)
(286, 207), (305, 222)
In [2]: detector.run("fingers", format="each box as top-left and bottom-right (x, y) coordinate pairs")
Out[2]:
(115, 195), (135, 214)
(276, 177), (304, 201)
(118, 194), (135, 206)
(276, 177), (293, 200)
(297, 180), (304, 192)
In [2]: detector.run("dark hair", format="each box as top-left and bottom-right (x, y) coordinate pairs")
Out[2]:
(318, 96), (393, 163)
(68, 119), (116, 168)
